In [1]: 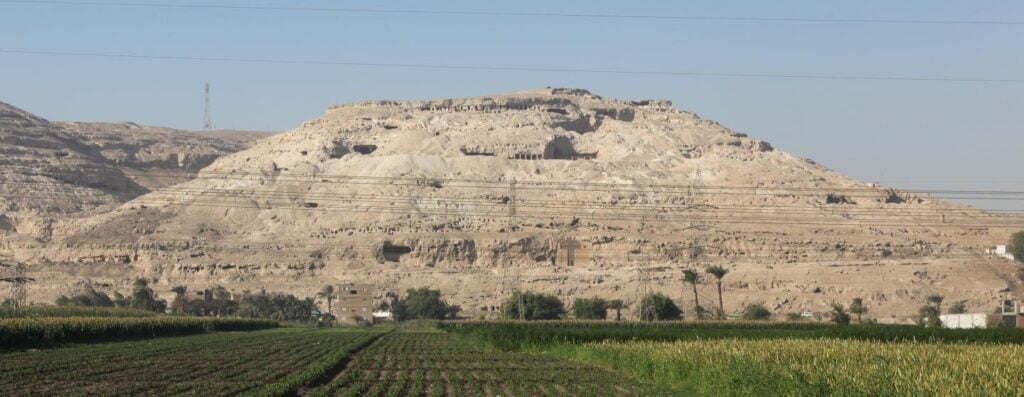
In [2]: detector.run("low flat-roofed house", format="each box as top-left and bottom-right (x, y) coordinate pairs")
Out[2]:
(999, 300), (1024, 328)
(335, 283), (376, 323)
(987, 245), (1015, 261)
(372, 310), (393, 321)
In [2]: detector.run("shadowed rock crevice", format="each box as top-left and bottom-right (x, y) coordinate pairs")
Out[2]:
(380, 241), (412, 263)
(544, 136), (596, 160)
(352, 144), (377, 155)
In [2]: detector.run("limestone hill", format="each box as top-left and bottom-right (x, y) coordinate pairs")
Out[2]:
(10, 89), (1023, 321)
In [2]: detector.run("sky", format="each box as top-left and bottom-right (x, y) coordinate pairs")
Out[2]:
(1, 0), (1022, 210)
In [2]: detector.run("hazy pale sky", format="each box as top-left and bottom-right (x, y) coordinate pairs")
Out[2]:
(1, 1), (1022, 209)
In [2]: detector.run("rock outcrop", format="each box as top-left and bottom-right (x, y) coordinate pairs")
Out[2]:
(0, 101), (273, 240)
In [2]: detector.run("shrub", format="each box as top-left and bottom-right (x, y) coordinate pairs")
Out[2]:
(741, 304), (772, 320)
(883, 188), (906, 204)
(639, 293), (682, 321)
(825, 193), (854, 204)
(948, 300), (967, 314)
(831, 303), (851, 325)
(501, 291), (565, 320)
(572, 298), (608, 320)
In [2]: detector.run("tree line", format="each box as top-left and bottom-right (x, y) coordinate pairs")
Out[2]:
(54, 279), (323, 323)
(47, 230), (1022, 327)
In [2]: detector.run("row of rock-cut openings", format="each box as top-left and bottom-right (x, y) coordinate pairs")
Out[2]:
(323, 143), (377, 159)
(506, 152), (597, 160)
(459, 139), (597, 160)
(352, 145), (377, 155)
(628, 99), (674, 111)
(460, 149), (597, 161)
(415, 103), (570, 113)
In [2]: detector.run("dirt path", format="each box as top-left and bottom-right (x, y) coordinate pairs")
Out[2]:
(294, 330), (391, 396)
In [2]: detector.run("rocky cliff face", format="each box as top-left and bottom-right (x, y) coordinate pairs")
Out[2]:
(0, 102), (141, 240)
(0, 101), (272, 241)
(7, 89), (1022, 321)
(57, 121), (273, 190)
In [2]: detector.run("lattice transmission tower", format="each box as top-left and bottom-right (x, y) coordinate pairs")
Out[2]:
(1, 260), (32, 309)
(499, 178), (519, 319)
(203, 82), (213, 131)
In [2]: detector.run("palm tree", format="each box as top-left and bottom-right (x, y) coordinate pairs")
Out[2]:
(682, 269), (703, 320)
(608, 299), (626, 321)
(706, 265), (729, 319)
(849, 297), (866, 324)
(170, 285), (187, 314)
(927, 294), (944, 316)
(318, 285), (336, 315)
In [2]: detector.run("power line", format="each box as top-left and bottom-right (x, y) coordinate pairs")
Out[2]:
(7, 163), (1024, 196)
(8, 180), (1024, 214)
(7, 175), (1024, 219)
(7, 194), (1017, 228)
(6, 177), (1024, 218)
(2, 0), (1022, 26)
(2, 49), (1023, 84)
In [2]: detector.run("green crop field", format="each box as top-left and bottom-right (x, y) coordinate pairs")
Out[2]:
(0, 316), (279, 348)
(0, 328), (382, 396)
(0, 326), (647, 396)
(307, 330), (644, 397)
(441, 320), (1024, 349)
(5, 321), (1023, 396)
(442, 321), (1024, 396)
(550, 338), (1024, 396)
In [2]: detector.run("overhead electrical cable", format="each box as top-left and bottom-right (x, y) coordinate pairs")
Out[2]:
(2, 0), (1021, 26)
(1, 49), (1022, 83)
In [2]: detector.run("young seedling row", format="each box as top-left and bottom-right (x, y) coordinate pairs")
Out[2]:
(307, 331), (643, 397)
(0, 328), (379, 396)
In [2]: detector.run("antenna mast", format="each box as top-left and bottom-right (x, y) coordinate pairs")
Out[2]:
(203, 82), (213, 131)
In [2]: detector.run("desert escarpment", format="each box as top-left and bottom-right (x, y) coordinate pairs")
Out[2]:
(4, 89), (1021, 322)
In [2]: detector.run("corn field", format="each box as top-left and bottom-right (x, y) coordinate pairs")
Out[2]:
(555, 338), (1024, 396)
(0, 316), (278, 348)
(441, 320), (1024, 350)
(0, 306), (158, 319)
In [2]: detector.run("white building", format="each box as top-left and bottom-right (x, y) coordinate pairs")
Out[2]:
(986, 245), (1015, 261)
(939, 313), (992, 329)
